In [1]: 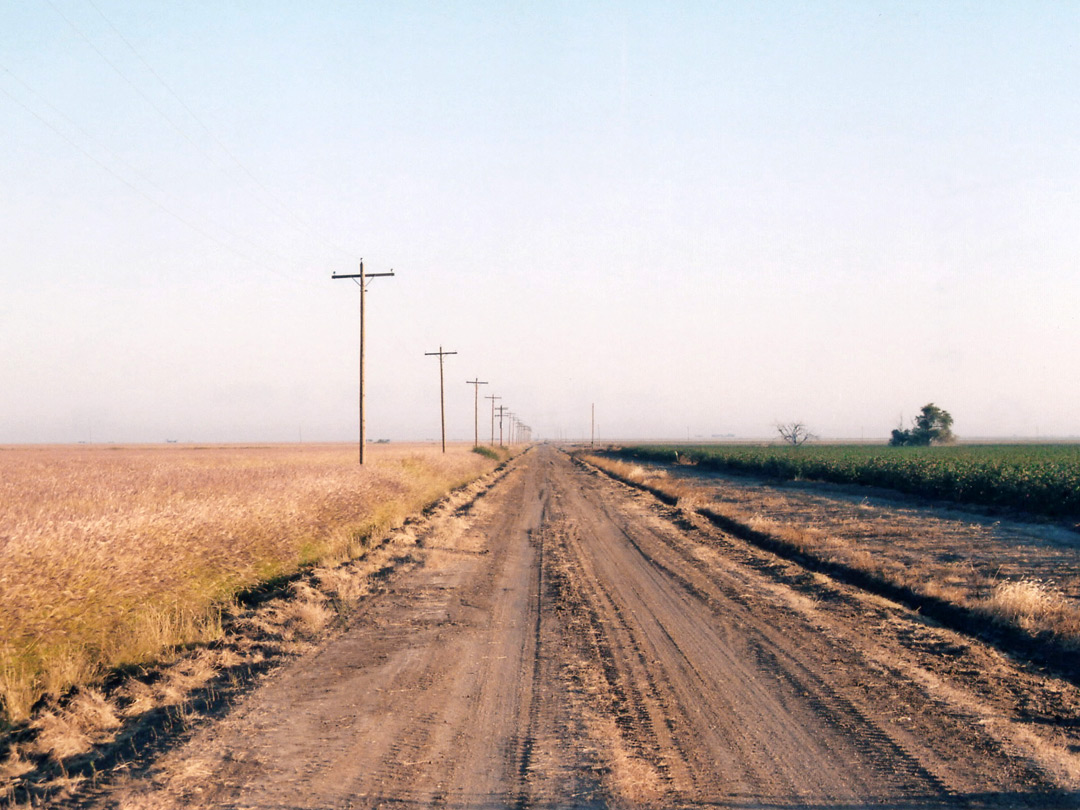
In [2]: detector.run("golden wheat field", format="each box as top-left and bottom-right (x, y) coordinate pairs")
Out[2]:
(0, 442), (499, 726)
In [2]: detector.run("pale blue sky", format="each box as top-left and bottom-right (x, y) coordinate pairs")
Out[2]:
(2, 2), (1077, 443)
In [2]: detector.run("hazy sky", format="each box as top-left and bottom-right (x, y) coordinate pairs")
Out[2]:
(2, 1), (1077, 444)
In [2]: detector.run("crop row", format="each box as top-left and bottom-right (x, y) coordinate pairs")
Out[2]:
(609, 444), (1080, 519)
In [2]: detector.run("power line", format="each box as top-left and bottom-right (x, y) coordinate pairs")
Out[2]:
(80, 0), (358, 261)
(0, 62), (312, 278)
(37, 0), (358, 275)
(44, 0), (222, 169)
(0, 76), (276, 270)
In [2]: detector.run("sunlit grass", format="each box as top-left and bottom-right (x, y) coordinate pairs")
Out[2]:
(0, 442), (497, 725)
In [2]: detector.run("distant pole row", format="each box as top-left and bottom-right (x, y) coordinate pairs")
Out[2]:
(333, 261), (528, 462)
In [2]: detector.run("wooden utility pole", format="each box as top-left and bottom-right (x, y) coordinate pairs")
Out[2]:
(424, 346), (458, 453)
(485, 394), (501, 446)
(495, 404), (509, 447)
(466, 378), (488, 447)
(332, 260), (394, 464)
(591, 403), (595, 447)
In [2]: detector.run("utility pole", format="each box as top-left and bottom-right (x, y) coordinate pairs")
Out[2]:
(485, 394), (501, 446)
(466, 378), (489, 447)
(591, 403), (595, 447)
(424, 346), (457, 453)
(506, 411), (516, 446)
(495, 405), (509, 447)
(332, 260), (394, 464)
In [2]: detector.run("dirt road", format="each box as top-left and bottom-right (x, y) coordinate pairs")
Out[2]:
(100, 445), (1080, 809)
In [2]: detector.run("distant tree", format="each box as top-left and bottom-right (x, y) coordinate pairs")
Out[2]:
(889, 403), (955, 446)
(777, 422), (817, 446)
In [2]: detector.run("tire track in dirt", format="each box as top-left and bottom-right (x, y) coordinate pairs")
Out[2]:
(586, 493), (956, 796)
(593, 468), (1080, 798)
(543, 465), (884, 804)
(540, 448), (1075, 807)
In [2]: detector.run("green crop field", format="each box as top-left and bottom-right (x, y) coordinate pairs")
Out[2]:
(609, 444), (1080, 519)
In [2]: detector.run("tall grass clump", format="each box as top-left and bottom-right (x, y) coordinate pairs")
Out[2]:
(986, 579), (1080, 640)
(471, 445), (509, 462)
(0, 442), (496, 726)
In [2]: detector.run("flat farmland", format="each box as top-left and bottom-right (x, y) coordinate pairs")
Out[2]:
(0, 442), (500, 726)
(616, 443), (1080, 519)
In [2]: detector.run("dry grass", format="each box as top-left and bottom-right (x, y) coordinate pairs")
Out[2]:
(581, 453), (1080, 648)
(0, 442), (497, 726)
(29, 689), (121, 761)
(987, 579), (1080, 638)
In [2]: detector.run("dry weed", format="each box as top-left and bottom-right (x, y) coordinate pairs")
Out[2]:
(29, 689), (119, 760)
(282, 582), (333, 638)
(0, 750), (33, 782)
(0, 659), (38, 728)
(985, 579), (1080, 639)
(313, 566), (367, 605)
(153, 652), (222, 707)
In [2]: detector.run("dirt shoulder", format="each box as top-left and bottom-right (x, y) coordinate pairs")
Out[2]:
(22, 444), (1080, 808)
(583, 452), (1080, 676)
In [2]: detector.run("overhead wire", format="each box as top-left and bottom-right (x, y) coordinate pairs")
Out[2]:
(32, 0), (360, 282)
(0, 61), (310, 281)
(0, 73), (272, 272)
(81, 0), (360, 263)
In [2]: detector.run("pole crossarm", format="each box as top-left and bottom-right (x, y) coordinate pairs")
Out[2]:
(331, 272), (395, 280)
(332, 259), (395, 464)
